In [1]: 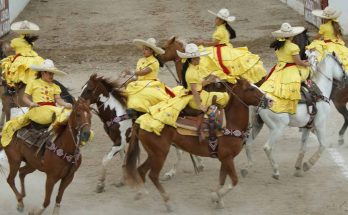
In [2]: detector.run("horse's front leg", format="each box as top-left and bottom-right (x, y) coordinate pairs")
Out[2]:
(29, 175), (59, 215)
(303, 125), (326, 171)
(294, 128), (310, 177)
(52, 173), (75, 215)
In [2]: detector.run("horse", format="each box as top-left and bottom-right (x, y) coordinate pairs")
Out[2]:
(80, 74), (131, 192)
(1, 98), (92, 215)
(243, 51), (347, 180)
(331, 81), (348, 145)
(124, 79), (271, 211)
(0, 80), (74, 129)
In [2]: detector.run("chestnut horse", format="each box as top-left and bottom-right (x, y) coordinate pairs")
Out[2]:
(1, 98), (92, 215)
(124, 79), (271, 211)
(80, 74), (131, 192)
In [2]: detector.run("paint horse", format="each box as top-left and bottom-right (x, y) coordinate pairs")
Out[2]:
(2, 98), (92, 215)
(124, 79), (271, 211)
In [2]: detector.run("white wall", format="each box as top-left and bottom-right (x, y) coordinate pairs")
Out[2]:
(9, 0), (30, 22)
(284, 0), (305, 15)
(329, 0), (348, 35)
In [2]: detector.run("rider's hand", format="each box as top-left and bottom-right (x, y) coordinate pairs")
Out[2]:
(195, 39), (204, 46)
(199, 104), (208, 112)
(64, 103), (73, 109)
(30, 102), (39, 108)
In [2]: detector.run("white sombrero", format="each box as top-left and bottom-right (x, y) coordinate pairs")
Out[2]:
(176, 43), (210, 58)
(312, 7), (341, 20)
(208, 8), (236, 23)
(133, 38), (165, 55)
(11, 20), (40, 35)
(30, 59), (67, 76)
(271, 23), (305, 38)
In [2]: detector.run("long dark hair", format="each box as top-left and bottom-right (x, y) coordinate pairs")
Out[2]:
(181, 59), (192, 88)
(224, 21), (236, 39)
(23, 35), (39, 46)
(332, 21), (343, 39)
(270, 39), (287, 50)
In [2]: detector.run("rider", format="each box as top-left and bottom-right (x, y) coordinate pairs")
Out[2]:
(261, 23), (310, 114)
(123, 38), (175, 116)
(1, 59), (72, 147)
(1, 20), (44, 92)
(195, 8), (266, 84)
(307, 6), (348, 72)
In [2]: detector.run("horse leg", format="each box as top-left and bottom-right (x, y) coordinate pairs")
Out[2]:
(19, 164), (36, 198)
(193, 155), (204, 172)
(294, 128), (310, 177)
(0, 110), (5, 128)
(162, 146), (183, 181)
(52, 174), (75, 215)
(29, 176), (59, 215)
(138, 157), (151, 182)
(264, 126), (285, 180)
(334, 103), (348, 146)
(303, 126), (326, 171)
(6, 153), (24, 212)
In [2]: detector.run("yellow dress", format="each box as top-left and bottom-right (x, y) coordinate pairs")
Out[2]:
(125, 55), (171, 113)
(201, 24), (267, 83)
(1, 34), (44, 87)
(1, 79), (70, 147)
(307, 21), (348, 71)
(261, 40), (309, 114)
(136, 63), (229, 135)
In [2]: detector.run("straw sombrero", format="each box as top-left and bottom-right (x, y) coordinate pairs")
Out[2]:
(208, 8), (236, 23)
(176, 43), (210, 58)
(30, 59), (67, 76)
(133, 38), (165, 55)
(271, 23), (305, 38)
(10, 20), (40, 35)
(312, 7), (341, 20)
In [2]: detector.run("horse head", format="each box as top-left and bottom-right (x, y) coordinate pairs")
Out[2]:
(81, 74), (112, 104)
(69, 97), (92, 144)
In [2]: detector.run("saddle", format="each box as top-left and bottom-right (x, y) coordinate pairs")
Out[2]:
(16, 121), (53, 156)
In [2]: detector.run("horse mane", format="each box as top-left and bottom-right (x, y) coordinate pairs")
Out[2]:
(91, 74), (127, 106)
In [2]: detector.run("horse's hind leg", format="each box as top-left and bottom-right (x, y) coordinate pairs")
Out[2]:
(52, 174), (75, 215)
(303, 126), (326, 172)
(6, 150), (24, 212)
(138, 157), (151, 182)
(294, 128), (310, 177)
(334, 102), (348, 145)
(19, 164), (36, 198)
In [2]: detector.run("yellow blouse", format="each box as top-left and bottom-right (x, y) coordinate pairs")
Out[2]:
(212, 24), (232, 46)
(25, 79), (61, 103)
(185, 64), (210, 92)
(319, 21), (344, 44)
(275, 40), (300, 63)
(10, 34), (39, 57)
(136, 55), (160, 80)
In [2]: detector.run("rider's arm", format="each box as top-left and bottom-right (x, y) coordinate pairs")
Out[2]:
(293, 54), (310, 67)
(313, 33), (322, 40)
(196, 39), (220, 47)
(23, 93), (38, 108)
(190, 83), (206, 112)
(135, 67), (152, 76)
(55, 95), (72, 109)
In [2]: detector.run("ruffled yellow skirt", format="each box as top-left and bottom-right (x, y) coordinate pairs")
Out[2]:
(125, 80), (171, 113)
(260, 63), (309, 114)
(136, 90), (229, 135)
(1, 106), (71, 147)
(201, 46), (267, 83)
(1, 54), (44, 87)
(307, 40), (348, 72)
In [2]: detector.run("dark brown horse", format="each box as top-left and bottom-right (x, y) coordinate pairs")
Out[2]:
(124, 79), (271, 211)
(80, 74), (131, 192)
(1, 98), (92, 215)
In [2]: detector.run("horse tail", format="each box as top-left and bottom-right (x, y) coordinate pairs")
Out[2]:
(53, 80), (75, 104)
(124, 123), (141, 186)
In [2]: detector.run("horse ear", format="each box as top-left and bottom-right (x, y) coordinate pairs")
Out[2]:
(169, 36), (176, 44)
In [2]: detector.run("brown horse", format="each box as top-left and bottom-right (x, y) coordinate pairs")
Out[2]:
(80, 74), (131, 192)
(2, 98), (92, 215)
(124, 79), (271, 211)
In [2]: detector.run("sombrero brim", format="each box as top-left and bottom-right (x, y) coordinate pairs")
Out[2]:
(11, 21), (40, 35)
(208, 10), (236, 22)
(271, 26), (305, 38)
(176, 50), (210, 59)
(30, 65), (67, 76)
(133, 39), (165, 55)
(312, 10), (341, 19)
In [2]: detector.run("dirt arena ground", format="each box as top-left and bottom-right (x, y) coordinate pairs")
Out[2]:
(1, 0), (348, 214)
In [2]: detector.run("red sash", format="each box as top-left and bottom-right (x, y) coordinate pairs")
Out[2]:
(37, 102), (56, 106)
(164, 86), (176, 98)
(265, 63), (296, 81)
(215, 44), (231, 75)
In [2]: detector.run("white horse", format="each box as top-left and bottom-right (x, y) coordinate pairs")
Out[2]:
(243, 51), (347, 179)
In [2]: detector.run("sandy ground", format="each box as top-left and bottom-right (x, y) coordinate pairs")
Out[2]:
(1, 0), (348, 214)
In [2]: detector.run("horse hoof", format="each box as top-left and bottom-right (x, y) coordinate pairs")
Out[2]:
(215, 199), (225, 209)
(160, 173), (173, 181)
(96, 183), (105, 193)
(17, 202), (24, 212)
(272, 174), (280, 180)
(134, 190), (148, 201)
(240, 169), (248, 178)
(165, 202), (175, 212)
(197, 165), (204, 173)
(113, 181), (125, 188)
(303, 162), (311, 172)
(210, 192), (219, 203)
(338, 138), (344, 146)
(293, 170), (304, 177)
